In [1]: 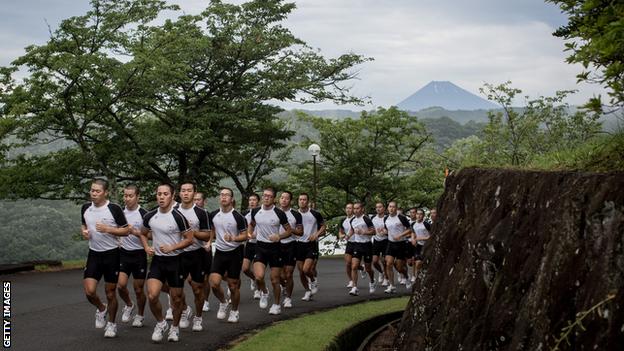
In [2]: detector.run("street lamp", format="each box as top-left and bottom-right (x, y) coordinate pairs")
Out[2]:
(307, 143), (320, 208)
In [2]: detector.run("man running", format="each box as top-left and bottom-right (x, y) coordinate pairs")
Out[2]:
(118, 184), (148, 328)
(140, 182), (193, 343)
(194, 191), (214, 313)
(202, 187), (248, 323)
(338, 203), (355, 288)
(81, 178), (130, 338)
(296, 193), (326, 301)
(383, 201), (412, 293)
(410, 208), (431, 283)
(175, 181), (211, 331)
(248, 187), (292, 315)
(243, 193), (260, 299)
(278, 191), (303, 308)
(346, 202), (375, 296)
(371, 202), (389, 287)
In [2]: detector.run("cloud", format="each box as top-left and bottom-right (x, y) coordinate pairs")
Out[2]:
(0, 0), (606, 109)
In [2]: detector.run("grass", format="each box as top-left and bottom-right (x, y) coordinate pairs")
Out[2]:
(34, 259), (85, 272)
(228, 297), (409, 351)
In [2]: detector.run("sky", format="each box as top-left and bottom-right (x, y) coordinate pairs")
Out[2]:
(0, 0), (608, 110)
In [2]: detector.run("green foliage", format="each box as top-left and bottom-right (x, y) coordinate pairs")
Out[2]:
(0, 200), (86, 264)
(452, 81), (603, 168)
(549, 0), (624, 108)
(280, 107), (443, 219)
(0, 0), (370, 203)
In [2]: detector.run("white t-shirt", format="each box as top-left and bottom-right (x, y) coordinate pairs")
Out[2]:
(120, 206), (147, 251)
(385, 214), (411, 243)
(371, 214), (387, 241)
(298, 209), (325, 242)
(81, 200), (128, 252)
(142, 207), (190, 256)
(209, 208), (247, 252)
(249, 206), (289, 243)
(280, 208), (302, 244)
(175, 204), (209, 252)
(349, 215), (374, 243)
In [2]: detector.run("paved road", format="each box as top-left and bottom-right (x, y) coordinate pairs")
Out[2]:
(6, 258), (410, 350)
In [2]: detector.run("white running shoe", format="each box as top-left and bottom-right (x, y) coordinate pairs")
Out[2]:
(217, 302), (229, 320)
(151, 320), (168, 343)
(259, 292), (269, 309)
(268, 304), (281, 315)
(360, 269), (367, 279)
(121, 303), (135, 323)
(399, 277), (406, 286)
(227, 310), (240, 323)
(253, 289), (262, 300)
(384, 285), (396, 294)
(202, 300), (210, 312)
(167, 326), (180, 342)
(349, 287), (359, 296)
(381, 278), (389, 287)
(250, 280), (257, 292)
(377, 275), (384, 284)
(165, 307), (173, 321)
(226, 288), (231, 303)
(310, 280), (318, 295)
(179, 306), (192, 329)
(95, 305), (107, 329)
(192, 316), (203, 331)
(369, 282), (376, 294)
(104, 322), (117, 338)
(132, 315), (144, 328)
(301, 290), (312, 301)
(346, 280), (354, 288)
(283, 297), (293, 308)
(410, 275), (416, 283)
(406, 280), (413, 290)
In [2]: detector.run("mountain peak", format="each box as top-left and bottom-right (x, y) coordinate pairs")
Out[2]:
(397, 81), (498, 111)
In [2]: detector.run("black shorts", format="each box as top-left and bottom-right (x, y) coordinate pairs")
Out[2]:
(244, 242), (257, 261)
(295, 241), (317, 261)
(203, 248), (213, 275)
(385, 241), (406, 260)
(413, 244), (424, 261)
(280, 242), (297, 267)
(372, 239), (388, 257)
(84, 248), (120, 284)
(119, 248), (148, 280)
(254, 241), (283, 268)
(352, 242), (373, 263)
(148, 255), (184, 288)
(181, 248), (206, 284)
(313, 240), (320, 258)
(345, 241), (355, 256)
(211, 246), (244, 280)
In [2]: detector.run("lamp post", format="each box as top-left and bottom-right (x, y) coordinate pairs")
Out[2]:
(307, 143), (320, 208)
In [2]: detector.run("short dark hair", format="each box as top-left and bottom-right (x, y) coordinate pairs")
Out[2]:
(248, 193), (260, 201)
(375, 202), (385, 207)
(281, 190), (293, 201)
(158, 182), (175, 194)
(124, 183), (140, 195)
(388, 201), (397, 207)
(92, 178), (109, 191)
(263, 187), (276, 197)
(179, 179), (197, 192)
(416, 208), (425, 215)
(220, 187), (234, 197)
(195, 192), (205, 200)
(299, 192), (309, 200)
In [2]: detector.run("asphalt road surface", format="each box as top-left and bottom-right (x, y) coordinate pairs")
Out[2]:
(7, 257), (410, 350)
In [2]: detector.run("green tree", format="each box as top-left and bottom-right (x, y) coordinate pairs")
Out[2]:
(476, 81), (601, 167)
(548, 0), (624, 108)
(282, 107), (440, 219)
(0, 0), (370, 202)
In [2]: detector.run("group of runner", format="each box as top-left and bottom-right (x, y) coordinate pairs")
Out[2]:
(81, 178), (434, 342)
(339, 202), (435, 296)
(81, 179), (326, 343)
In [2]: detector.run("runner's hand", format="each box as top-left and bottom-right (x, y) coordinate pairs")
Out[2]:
(269, 233), (280, 242)
(145, 246), (155, 256)
(95, 222), (109, 233)
(160, 244), (173, 254)
(81, 228), (90, 240)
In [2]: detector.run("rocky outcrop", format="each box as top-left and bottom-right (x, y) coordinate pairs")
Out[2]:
(394, 168), (624, 350)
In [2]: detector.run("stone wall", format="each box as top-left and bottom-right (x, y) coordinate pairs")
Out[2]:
(394, 168), (624, 350)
